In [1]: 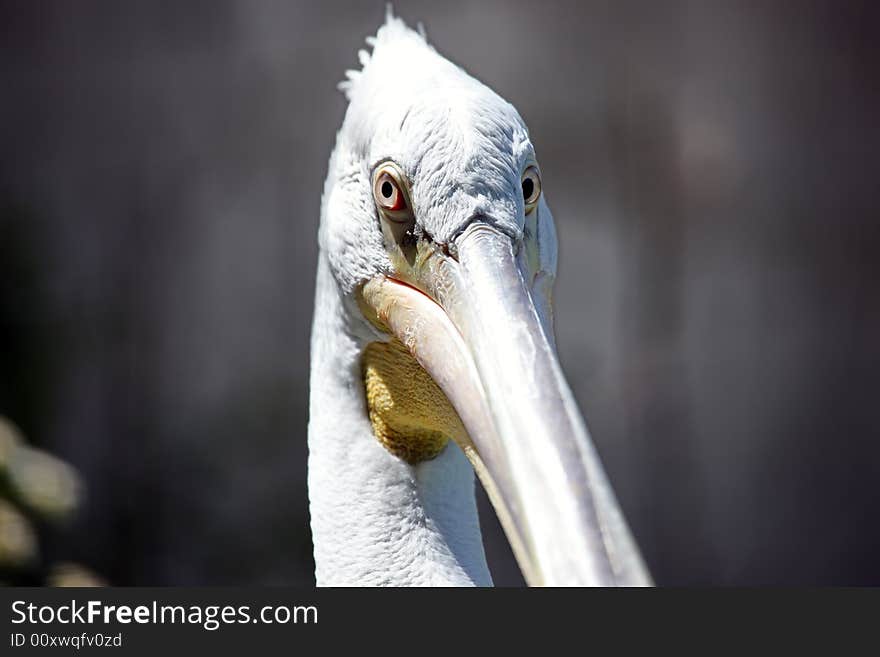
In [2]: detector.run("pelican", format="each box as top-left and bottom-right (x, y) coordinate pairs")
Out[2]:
(308, 12), (651, 587)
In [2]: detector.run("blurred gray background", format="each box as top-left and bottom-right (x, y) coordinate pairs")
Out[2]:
(1, 0), (878, 585)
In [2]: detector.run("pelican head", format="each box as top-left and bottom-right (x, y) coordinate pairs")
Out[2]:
(308, 12), (650, 586)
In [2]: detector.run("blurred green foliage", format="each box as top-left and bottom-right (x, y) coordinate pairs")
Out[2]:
(0, 416), (102, 586)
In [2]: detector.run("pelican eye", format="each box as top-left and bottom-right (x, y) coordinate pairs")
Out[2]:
(522, 165), (541, 213)
(372, 165), (411, 221)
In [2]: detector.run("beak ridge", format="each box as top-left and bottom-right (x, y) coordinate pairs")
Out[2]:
(363, 223), (651, 586)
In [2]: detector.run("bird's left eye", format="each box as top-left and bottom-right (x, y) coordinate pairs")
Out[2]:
(522, 165), (541, 213)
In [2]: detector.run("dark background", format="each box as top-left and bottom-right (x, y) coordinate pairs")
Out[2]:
(1, 0), (877, 586)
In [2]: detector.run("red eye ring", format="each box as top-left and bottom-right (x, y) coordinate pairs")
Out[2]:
(374, 170), (407, 212)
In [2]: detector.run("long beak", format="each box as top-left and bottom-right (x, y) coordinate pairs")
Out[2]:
(362, 222), (651, 586)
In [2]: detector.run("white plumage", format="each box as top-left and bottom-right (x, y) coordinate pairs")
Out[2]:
(308, 11), (649, 587)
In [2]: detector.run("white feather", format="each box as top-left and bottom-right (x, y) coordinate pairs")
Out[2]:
(310, 13), (557, 586)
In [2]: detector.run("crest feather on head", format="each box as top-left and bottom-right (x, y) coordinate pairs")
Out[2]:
(338, 5), (430, 100)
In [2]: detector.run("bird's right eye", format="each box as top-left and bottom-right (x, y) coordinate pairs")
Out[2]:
(372, 165), (411, 222)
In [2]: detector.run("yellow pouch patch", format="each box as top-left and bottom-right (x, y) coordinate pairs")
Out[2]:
(362, 339), (464, 464)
